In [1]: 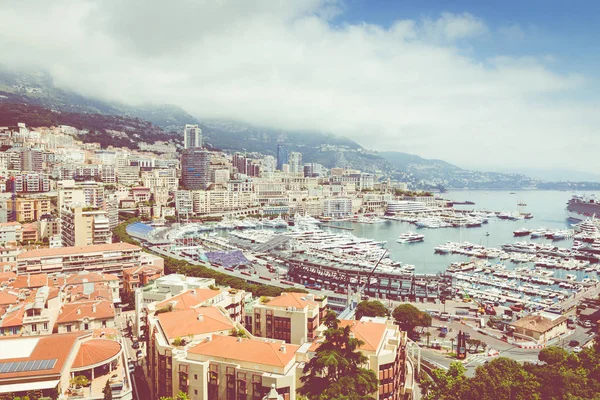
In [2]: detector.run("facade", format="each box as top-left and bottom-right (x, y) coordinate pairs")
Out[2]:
(56, 300), (116, 333)
(323, 198), (353, 218)
(181, 149), (211, 190)
(122, 265), (164, 298)
(7, 196), (52, 222)
(7, 173), (50, 193)
(16, 242), (143, 279)
(288, 152), (302, 174)
(60, 206), (111, 247)
(184, 124), (203, 149)
(510, 313), (568, 343)
(0, 222), (23, 245)
(245, 292), (327, 345)
(276, 144), (289, 171)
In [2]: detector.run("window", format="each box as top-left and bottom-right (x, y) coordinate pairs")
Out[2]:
(84, 323), (89, 330)
(194, 374), (198, 380)
(43, 322), (48, 330)
(102, 320), (107, 328)
(66, 325), (72, 332)
(194, 390), (198, 395)
(31, 324), (37, 332)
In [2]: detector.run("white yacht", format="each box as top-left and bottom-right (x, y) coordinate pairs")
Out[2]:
(397, 232), (425, 243)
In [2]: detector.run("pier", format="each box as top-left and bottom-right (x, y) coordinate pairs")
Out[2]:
(320, 224), (354, 231)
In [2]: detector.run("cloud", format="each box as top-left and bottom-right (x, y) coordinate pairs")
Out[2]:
(0, 0), (597, 171)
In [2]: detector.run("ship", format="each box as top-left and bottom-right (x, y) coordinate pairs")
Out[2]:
(565, 194), (600, 221)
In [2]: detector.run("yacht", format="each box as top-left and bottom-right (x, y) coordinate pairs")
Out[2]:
(397, 232), (425, 244)
(513, 228), (531, 237)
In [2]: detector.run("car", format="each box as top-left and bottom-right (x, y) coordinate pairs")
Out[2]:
(128, 361), (135, 373)
(136, 350), (143, 358)
(569, 340), (580, 347)
(573, 346), (583, 353)
(132, 341), (140, 350)
(430, 311), (440, 318)
(584, 320), (592, 328)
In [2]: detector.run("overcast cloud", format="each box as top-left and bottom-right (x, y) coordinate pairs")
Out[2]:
(0, 0), (598, 171)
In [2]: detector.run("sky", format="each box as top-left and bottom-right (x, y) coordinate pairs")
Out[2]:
(1, 0), (599, 172)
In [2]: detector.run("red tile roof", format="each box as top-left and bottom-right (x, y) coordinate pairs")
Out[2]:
(156, 289), (221, 311)
(265, 292), (317, 309)
(156, 307), (234, 340)
(11, 274), (48, 289)
(66, 273), (119, 286)
(0, 290), (18, 306)
(0, 304), (25, 328)
(71, 339), (122, 369)
(189, 335), (298, 367)
(57, 300), (115, 324)
(339, 320), (387, 352)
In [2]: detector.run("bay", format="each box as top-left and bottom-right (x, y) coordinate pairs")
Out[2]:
(322, 190), (600, 276)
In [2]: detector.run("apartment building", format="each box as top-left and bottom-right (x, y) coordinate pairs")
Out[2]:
(55, 299), (116, 333)
(6, 196), (52, 222)
(0, 286), (60, 337)
(0, 222), (23, 245)
(122, 265), (164, 298)
(16, 242), (143, 279)
(6, 173), (50, 193)
(60, 206), (111, 247)
(323, 198), (353, 218)
(245, 292), (327, 345)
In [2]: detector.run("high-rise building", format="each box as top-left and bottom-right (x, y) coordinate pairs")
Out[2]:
(276, 144), (289, 171)
(288, 151), (303, 174)
(181, 148), (211, 190)
(183, 124), (203, 149)
(60, 206), (111, 247)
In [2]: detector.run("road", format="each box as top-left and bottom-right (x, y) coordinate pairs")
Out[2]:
(116, 310), (151, 400)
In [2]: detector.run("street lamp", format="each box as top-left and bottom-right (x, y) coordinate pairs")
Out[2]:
(450, 338), (455, 354)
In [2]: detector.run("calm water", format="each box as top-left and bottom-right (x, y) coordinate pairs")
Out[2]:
(322, 190), (600, 276)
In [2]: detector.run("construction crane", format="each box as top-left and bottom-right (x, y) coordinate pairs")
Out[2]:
(358, 249), (388, 301)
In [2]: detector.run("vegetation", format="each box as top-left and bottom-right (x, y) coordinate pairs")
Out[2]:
(102, 380), (112, 400)
(355, 300), (389, 320)
(420, 344), (600, 400)
(230, 328), (248, 338)
(298, 311), (378, 399)
(392, 304), (431, 337)
(155, 304), (173, 315)
(172, 337), (184, 347)
(160, 392), (189, 400)
(70, 375), (90, 388)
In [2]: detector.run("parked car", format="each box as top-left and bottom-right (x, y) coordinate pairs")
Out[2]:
(136, 350), (143, 358)
(584, 320), (592, 328)
(128, 361), (135, 373)
(132, 341), (140, 350)
(569, 340), (580, 347)
(573, 346), (583, 353)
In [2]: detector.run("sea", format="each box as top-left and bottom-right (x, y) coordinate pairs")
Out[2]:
(321, 190), (600, 278)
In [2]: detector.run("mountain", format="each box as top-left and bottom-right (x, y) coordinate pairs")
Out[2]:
(0, 66), (198, 129)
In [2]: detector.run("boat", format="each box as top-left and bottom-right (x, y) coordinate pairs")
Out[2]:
(518, 202), (527, 207)
(397, 232), (425, 244)
(513, 228), (531, 237)
(566, 274), (577, 281)
(565, 194), (600, 222)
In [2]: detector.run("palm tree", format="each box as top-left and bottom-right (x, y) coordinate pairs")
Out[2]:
(425, 330), (432, 347)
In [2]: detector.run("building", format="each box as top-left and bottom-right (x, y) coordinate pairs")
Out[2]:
(276, 144), (289, 171)
(0, 222), (23, 245)
(0, 332), (132, 400)
(122, 265), (164, 299)
(245, 292), (327, 345)
(6, 173), (50, 193)
(181, 149), (211, 190)
(16, 243), (143, 279)
(55, 300), (116, 333)
(323, 198), (353, 218)
(172, 335), (301, 400)
(0, 286), (60, 337)
(146, 305), (238, 398)
(184, 124), (202, 149)
(6, 196), (52, 222)
(60, 206), (111, 247)
(288, 152), (302, 174)
(510, 312), (568, 343)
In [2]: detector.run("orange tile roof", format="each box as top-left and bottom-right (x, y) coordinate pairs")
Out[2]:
(11, 274), (48, 289)
(0, 272), (16, 285)
(189, 335), (299, 367)
(156, 307), (234, 340)
(265, 292), (317, 309)
(0, 304), (25, 328)
(66, 273), (119, 285)
(123, 265), (163, 276)
(71, 339), (122, 369)
(156, 289), (221, 311)
(339, 320), (387, 352)
(0, 333), (86, 379)
(17, 242), (140, 260)
(57, 300), (115, 324)
(0, 290), (18, 306)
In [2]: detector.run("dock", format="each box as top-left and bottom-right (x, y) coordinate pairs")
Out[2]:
(321, 224), (354, 231)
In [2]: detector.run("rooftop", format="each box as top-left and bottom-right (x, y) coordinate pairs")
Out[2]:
(17, 243), (140, 260)
(155, 289), (221, 311)
(188, 335), (299, 368)
(265, 292), (317, 309)
(71, 339), (122, 370)
(511, 314), (568, 333)
(156, 307), (234, 340)
(339, 319), (387, 352)
(57, 300), (115, 324)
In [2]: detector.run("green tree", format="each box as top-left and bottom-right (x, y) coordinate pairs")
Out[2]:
(355, 300), (389, 320)
(103, 380), (113, 400)
(420, 361), (467, 400)
(298, 311), (378, 399)
(392, 304), (431, 337)
(160, 392), (189, 400)
(538, 346), (568, 365)
(466, 358), (541, 400)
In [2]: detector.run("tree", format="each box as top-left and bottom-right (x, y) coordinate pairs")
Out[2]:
(103, 380), (112, 400)
(392, 304), (431, 336)
(425, 331), (432, 347)
(538, 346), (568, 365)
(298, 311), (378, 399)
(355, 300), (389, 320)
(420, 361), (467, 400)
(466, 339), (484, 353)
(160, 392), (189, 400)
(466, 358), (541, 400)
